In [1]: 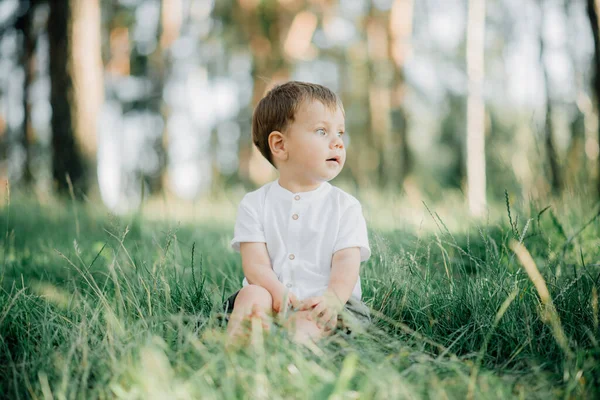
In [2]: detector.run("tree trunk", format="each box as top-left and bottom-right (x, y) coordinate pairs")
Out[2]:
(48, 0), (86, 196)
(366, 10), (391, 187)
(566, 112), (586, 187)
(71, 0), (103, 189)
(16, 5), (36, 184)
(389, 0), (414, 186)
(366, 6), (391, 188)
(234, 0), (290, 186)
(466, 0), (487, 217)
(587, 0), (600, 199)
(539, 0), (561, 195)
(344, 19), (372, 189)
(440, 94), (466, 188)
(130, 0), (174, 195)
(564, 0), (587, 190)
(543, 96), (561, 194)
(154, 0), (181, 194)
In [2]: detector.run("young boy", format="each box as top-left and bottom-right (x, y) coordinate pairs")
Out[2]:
(226, 81), (371, 344)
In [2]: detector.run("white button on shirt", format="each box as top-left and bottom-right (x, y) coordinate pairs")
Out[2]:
(230, 180), (371, 301)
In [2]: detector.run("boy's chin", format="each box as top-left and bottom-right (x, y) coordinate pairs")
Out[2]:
(322, 172), (341, 181)
(302, 169), (341, 183)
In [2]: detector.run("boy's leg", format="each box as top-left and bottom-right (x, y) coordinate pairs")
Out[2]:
(338, 298), (371, 334)
(227, 284), (273, 339)
(284, 310), (333, 344)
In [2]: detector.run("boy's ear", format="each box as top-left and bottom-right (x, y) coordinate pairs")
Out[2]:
(268, 131), (288, 162)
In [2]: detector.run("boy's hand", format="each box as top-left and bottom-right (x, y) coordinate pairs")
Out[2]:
(271, 286), (300, 314)
(299, 290), (344, 331)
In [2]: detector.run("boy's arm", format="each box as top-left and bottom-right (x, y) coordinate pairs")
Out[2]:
(299, 247), (360, 329)
(240, 242), (294, 309)
(327, 247), (361, 305)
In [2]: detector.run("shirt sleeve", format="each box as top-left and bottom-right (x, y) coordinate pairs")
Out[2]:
(333, 204), (371, 262)
(230, 194), (266, 252)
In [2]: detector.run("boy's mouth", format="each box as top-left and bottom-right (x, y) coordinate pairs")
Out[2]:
(326, 156), (340, 164)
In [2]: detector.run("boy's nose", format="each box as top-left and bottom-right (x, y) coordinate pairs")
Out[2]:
(331, 137), (344, 149)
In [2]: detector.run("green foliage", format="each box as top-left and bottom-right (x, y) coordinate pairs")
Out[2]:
(0, 195), (599, 398)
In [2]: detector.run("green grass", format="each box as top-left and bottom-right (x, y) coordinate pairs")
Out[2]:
(1, 192), (599, 399)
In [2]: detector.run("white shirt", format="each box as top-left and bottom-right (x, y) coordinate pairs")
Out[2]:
(230, 180), (371, 301)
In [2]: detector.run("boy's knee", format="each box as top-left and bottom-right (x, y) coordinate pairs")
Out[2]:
(234, 285), (272, 308)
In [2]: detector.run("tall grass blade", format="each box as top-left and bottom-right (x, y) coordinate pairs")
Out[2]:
(510, 240), (574, 359)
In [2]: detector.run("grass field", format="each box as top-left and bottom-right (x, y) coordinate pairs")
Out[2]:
(0, 190), (599, 399)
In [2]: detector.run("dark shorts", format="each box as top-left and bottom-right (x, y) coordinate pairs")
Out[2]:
(222, 289), (371, 332)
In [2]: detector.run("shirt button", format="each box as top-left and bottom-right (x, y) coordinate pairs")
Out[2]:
(289, 254), (295, 260)
(286, 283), (292, 288)
(294, 195), (300, 200)
(292, 214), (299, 220)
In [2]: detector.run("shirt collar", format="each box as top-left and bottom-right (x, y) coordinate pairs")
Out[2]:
(271, 179), (332, 202)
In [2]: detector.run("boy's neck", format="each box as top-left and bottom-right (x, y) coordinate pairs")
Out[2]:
(277, 174), (324, 194)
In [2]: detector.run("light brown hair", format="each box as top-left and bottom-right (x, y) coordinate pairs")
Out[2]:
(252, 81), (344, 167)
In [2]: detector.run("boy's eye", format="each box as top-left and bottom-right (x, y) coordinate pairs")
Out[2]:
(316, 128), (327, 136)
(337, 131), (345, 137)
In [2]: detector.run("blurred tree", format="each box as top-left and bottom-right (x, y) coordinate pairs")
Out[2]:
(366, 0), (413, 188)
(48, 0), (86, 195)
(389, 0), (414, 186)
(439, 93), (466, 189)
(228, 0), (292, 186)
(343, 10), (374, 189)
(71, 0), (103, 190)
(366, 5), (390, 187)
(466, 0), (487, 216)
(102, 0), (167, 201)
(587, 0), (600, 199)
(130, 0), (170, 194)
(564, 1), (588, 190)
(566, 111), (586, 186)
(154, 0), (181, 193)
(539, 0), (561, 194)
(15, 1), (37, 184)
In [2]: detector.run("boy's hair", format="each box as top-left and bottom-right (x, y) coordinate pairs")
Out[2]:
(252, 81), (344, 167)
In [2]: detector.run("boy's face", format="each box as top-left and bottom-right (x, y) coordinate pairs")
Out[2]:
(281, 99), (346, 184)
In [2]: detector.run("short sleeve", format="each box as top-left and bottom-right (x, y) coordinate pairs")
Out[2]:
(333, 204), (371, 262)
(230, 194), (266, 252)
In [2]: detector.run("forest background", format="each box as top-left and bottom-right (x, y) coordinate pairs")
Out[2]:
(2, 0), (599, 215)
